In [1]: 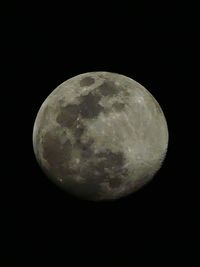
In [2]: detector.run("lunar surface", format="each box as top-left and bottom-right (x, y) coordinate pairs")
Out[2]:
(33, 72), (168, 201)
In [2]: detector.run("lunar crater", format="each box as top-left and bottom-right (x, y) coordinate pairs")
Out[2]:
(80, 76), (95, 87)
(56, 104), (80, 127)
(97, 80), (121, 96)
(78, 92), (104, 119)
(112, 102), (126, 111)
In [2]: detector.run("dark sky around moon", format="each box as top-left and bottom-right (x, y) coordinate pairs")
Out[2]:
(2, 3), (198, 265)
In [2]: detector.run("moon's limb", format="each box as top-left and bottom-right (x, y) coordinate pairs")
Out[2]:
(33, 72), (168, 201)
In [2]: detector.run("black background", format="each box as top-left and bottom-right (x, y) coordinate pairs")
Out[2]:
(2, 2), (199, 265)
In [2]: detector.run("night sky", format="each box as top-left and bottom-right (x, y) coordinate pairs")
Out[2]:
(2, 2), (198, 265)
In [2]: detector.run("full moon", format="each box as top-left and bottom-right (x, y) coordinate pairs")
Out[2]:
(33, 72), (168, 201)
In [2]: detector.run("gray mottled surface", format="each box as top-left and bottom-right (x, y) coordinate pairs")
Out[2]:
(33, 72), (168, 201)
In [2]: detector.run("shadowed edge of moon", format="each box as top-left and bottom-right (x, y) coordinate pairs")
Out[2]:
(41, 126), (129, 200)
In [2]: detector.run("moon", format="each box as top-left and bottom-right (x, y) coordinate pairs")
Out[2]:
(33, 72), (168, 201)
